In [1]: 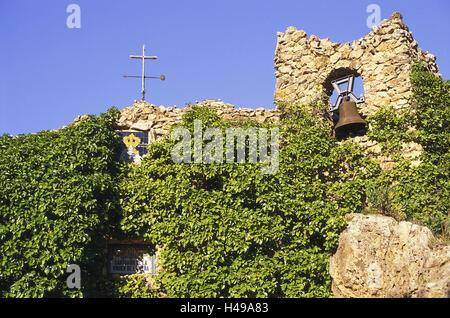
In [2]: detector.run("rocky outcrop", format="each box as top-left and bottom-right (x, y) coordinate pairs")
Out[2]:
(330, 214), (450, 298)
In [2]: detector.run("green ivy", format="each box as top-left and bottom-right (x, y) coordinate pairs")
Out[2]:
(410, 62), (450, 164)
(91, 275), (158, 298)
(0, 108), (122, 297)
(366, 107), (415, 155)
(118, 103), (376, 297)
(363, 62), (449, 236)
(1, 62), (447, 298)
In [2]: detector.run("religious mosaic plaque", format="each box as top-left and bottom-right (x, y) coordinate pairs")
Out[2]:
(107, 244), (156, 276)
(117, 131), (149, 163)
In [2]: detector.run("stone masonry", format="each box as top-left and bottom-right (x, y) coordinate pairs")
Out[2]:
(274, 12), (440, 116)
(67, 13), (436, 169)
(273, 12), (439, 168)
(114, 99), (280, 143)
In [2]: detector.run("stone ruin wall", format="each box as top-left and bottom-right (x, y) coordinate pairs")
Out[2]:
(274, 12), (440, 114)
(273, 12), (440, 168)
(72, 12), (440, 169)
(114, 99), (280, 143)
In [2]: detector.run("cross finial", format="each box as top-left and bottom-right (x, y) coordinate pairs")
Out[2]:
(123, 44), (165, 102)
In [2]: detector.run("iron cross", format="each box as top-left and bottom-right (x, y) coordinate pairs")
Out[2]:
(124, 44), (165, 101)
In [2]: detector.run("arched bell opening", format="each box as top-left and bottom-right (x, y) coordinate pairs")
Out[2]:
(323, 68), (368, 140)
(323, 68), (361, 97)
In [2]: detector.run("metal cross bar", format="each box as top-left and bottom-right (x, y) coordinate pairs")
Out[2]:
(124, 44), (165, 101)
(123, 75), (165, 80)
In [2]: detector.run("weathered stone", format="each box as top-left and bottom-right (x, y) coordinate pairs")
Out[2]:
(377, 41), (390, 52)
(110, 100), (280, 145)
(329, 52), (341, 64)
(330, 214), (450, 298)
(368, 144), (382, 154)
(274, 11), (440, 113)
(130, 120), (154, 131)
(272, 11), (442, 170)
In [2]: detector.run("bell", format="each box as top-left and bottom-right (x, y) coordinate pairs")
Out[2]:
(334, 100), (366, 133)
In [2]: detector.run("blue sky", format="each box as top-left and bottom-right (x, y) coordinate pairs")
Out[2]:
(1, 0), (449, 135)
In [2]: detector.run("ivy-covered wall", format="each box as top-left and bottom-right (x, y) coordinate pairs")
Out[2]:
(0, 108), (122, 297)
(117, 104), (377, 297)
(0, 63), (448, 298)
(362, 63), (449, 233)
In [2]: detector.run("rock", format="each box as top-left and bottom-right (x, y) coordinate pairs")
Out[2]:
(154, 128), (168, 135)
(329, 53), (341, 64)
(390, 12), (403, 20)
(130, 120), (154, 131)
(401, 141), (423, 160)
(349, 48), (364, 59)
(330, 214), (450, 298)
(285, 26), (297, 34)
(377, 41), (390, 52)
(278, 65), (291, 74)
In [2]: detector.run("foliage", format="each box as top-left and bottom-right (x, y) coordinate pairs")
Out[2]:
(114, 275), (157, 298)
(91, 275), (158, 298)
(0, 108), (121, 297)
(410, 62), (450, 163)
(119, 103), (377, 297)
(364, 159), (449, 234)
(363, 62), (449, 235)
(366, 107), (415, 155)
(1, 62), (448, 298)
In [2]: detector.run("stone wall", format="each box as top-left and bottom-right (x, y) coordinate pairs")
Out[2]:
(115, 99), (280, 143)
(273, 12), (440, 168)
(274, 12), (440, 117)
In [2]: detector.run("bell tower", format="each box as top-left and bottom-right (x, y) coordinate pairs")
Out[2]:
(273, 12), (440, 117)
(273, 12), (440, 168)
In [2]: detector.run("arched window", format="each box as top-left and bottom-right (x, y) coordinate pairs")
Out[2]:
(330, 75), (365, 109)
(323, 69), (367, 139)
